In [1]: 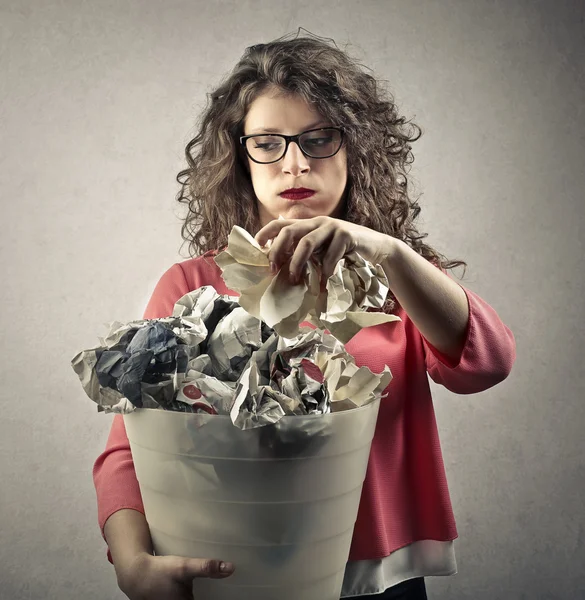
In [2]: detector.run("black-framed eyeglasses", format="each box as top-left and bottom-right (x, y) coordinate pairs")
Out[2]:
(239, 127), (344, 164)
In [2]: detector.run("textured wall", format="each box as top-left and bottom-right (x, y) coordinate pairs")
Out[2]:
(1, 0), (583, 598)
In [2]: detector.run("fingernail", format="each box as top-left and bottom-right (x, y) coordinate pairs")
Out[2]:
(220, 561), (233, 572)
(270, 261), (277, 274)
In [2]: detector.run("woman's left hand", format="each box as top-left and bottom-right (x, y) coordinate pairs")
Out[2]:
(254, 216), (396, 284)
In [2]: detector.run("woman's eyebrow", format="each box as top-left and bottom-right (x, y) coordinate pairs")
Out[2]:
(247, 121), (328, 134)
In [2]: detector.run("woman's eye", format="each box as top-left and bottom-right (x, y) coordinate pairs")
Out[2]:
(254, 143), (280, 151)
(306, 137), (332, 146)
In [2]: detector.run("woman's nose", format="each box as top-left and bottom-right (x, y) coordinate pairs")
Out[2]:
(281, 142), (310, 176)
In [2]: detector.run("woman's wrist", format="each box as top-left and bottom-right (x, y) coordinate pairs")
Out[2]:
(104, 509), (154, 580)
(115, 550), (153, 594)
(379, 234), (402, 266)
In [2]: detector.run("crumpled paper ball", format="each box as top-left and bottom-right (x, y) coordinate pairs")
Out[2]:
(214, 225), (401, 342)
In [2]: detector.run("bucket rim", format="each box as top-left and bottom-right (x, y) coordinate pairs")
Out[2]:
(124, 396), (381, 422)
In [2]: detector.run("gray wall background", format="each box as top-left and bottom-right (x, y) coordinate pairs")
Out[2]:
(1, 0), (583, 598)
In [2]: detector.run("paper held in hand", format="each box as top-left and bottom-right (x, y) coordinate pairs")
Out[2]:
(214, 225), (401, 343)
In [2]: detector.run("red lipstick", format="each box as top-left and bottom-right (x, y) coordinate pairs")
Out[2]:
(280, 187), (315, 200)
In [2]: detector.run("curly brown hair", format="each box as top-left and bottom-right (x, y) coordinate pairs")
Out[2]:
(176, 31), (467, 310)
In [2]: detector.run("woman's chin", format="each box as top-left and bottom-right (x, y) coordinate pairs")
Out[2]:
(279, 204), (320, 219)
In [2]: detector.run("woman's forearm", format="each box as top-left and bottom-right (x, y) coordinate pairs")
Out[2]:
(104, 509), (154, 578)
(381, 238), (470, 361)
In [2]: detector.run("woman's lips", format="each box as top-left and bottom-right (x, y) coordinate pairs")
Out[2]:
(280, 190), (316, 200)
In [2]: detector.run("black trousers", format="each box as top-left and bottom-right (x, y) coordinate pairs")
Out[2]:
(348, 577), (427, 600)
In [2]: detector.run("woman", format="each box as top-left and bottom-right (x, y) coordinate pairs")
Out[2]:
(94, 34), (516, 599)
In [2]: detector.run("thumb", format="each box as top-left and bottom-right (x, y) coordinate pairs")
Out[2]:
(173, 556), (235, 580)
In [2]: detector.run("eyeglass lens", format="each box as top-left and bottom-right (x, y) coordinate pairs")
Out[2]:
(245, 128), (342, 163)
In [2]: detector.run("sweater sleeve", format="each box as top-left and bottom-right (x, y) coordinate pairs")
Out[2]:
(422, 284), (516, 394)
(92, 263), (191, 564)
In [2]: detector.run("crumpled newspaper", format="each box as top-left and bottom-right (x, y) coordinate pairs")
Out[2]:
(230, 325), (392, 429)
(214, 225), (401, 342)
(72, 285), (394, 429)
(71, 286), (236, 414)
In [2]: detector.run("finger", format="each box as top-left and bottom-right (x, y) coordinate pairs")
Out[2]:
(267, 226), (297, 272)
(268, 221), (318, 271)
(174, 557), (235, 580)
(320, 229), (353, 283)
(255, 219), (295, 247)
(289, 227), (334, 282)
(255, 216), (322, 248)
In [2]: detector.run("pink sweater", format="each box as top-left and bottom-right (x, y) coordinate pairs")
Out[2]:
(93, 251), (516, 563)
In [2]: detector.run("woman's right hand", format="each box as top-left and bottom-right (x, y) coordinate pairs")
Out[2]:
(117, 551), (235, 600)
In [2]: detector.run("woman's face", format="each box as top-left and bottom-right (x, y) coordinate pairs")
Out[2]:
(242, 87), (348, 229)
